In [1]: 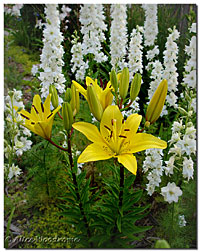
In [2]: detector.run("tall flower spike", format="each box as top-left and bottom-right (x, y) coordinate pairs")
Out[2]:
(73, 105), (167, 175)
(15, 94), (61, 140)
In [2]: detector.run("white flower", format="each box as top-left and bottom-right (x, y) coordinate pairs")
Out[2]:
(14, 136), (32, 156)
(146, 183), (156, 196)
(165, 155), (175, 176)
(5, 164), (22, 180)
(172, 121), (184, 133)
(146, 46), (159, 61)
(38, 4), (65, 100)
(71, 39), (89, 81)
(176, 135), (196, 156)
(80, 4), (107, 63)
(128, 26), (143, 76)
(31, 64), (39, 76)
(110, 4), (127, 69)
(161, 182), (182, 204)
(142, 4), (158, 47)
(168, 132), (181, 145)
(182, 156), (194, 181)
(162, 26), (180, 109)
(178, 215), (187, 227)
(189, 23), (196, 33)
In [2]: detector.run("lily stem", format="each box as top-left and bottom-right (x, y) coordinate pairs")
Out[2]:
(67, 133), (93, 247)
(47, 138), (68, 152)
(119, 165), (124, 208)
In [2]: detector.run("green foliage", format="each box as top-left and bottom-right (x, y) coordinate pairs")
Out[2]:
(155, 178), (197, 248)
(22, 204), (72, 248)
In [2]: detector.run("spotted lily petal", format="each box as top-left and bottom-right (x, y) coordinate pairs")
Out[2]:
(123, 133), (167, 154)
(78, 142), (114, 163)
(73, 122), (104, 143)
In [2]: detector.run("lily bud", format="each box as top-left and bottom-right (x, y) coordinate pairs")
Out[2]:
(65, 88), (72, 103)
(70, 84), (80, 116)
(49, 85), (59, 109)
(145, 79), (168, 124)
(130, 73), (142, 102)
(62, 102), (73, 132)
(119, 67), (130, 99)
(87, 85), (103, 121)
(110, 68), (118, 92)
(155, 239), (170, 248)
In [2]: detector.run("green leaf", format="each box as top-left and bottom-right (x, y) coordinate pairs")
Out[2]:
(116, 215), (122, 233)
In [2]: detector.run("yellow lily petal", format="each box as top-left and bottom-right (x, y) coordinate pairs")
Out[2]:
(43, 94), (51, 118)
(72, 80), (87, 100)
(117, 154), (137, 175)
(78, 142), (114, 163)
(18, 109), (34, 121)
(122, 133), (167, 154)
(72, 122), (104, 143)
(124, 114), (142, 135)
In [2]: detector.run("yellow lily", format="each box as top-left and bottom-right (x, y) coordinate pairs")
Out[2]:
(73, 105), (167, 175)
(15, 94), (61, 140)
(72, 76), (117, 111)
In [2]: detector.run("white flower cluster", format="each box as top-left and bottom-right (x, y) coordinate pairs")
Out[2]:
(71, 37), (89, 81)
(178, 215), (187, 227)
(142, 4), (158, 47)
(183, 23), (196, 89)
(59, 5), (71, 26)
(4, 4), (23, 17)
(143, 148), (164, 196)
(161, 182), (182, 204)
(5, 90), (33, 180)
(165, 120), (196, 181)
(39, 4), (66, 100)
(5, 89), (32, 158)
(4, 164), (22, 181)
(110, 4), (128, 69)
(128, 26), (143, 78)
(79, 4), (107, 63)
(163, 26), (180, 109)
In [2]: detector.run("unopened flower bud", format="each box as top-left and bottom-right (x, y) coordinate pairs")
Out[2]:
(110, 68), (118, 92)
(49, 85), (59, 109)
(119, 67), (130, 99)
(144, 121), (150, 128)
(87, 85), (103, 121)
(155, 239), (170, 249)
(62, 102), (73, 132)
(70, 84), (80, 116)
(130, 73), (142, 102)
(146, 79), (168, 124)
(65, 88), (72, 103)
(178, 107), (188, 115)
